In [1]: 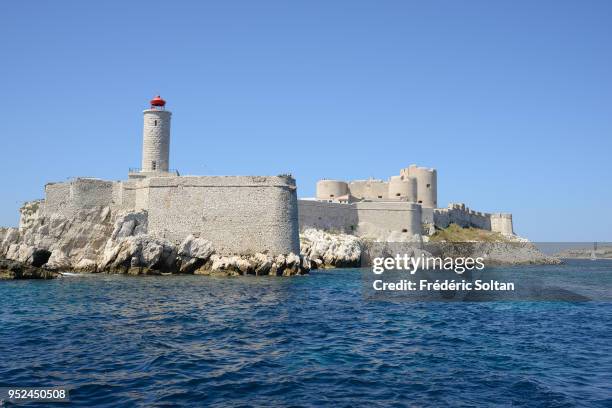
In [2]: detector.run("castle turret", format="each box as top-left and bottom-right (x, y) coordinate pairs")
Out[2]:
(316, 180), (349, 200)
(141, 95), (171, 172)
(491, 213), (514, 235)
(401, 165), (437, 208)
(388, 175), (417, 202)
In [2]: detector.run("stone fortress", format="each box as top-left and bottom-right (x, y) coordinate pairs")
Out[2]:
(39, 96), (300, 256)
(299, 167), (514, 239)
(19, 96), (514, 262)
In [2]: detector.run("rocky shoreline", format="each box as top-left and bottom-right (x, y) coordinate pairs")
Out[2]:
(0, 257), (59, 280)
(555, 246), (612, 259)
(0, 205), (560, 279)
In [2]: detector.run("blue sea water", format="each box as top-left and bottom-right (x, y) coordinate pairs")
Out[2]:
(1, 260), (611, 407)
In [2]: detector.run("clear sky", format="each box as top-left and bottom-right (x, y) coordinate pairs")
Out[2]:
(1, 1), (610, 241)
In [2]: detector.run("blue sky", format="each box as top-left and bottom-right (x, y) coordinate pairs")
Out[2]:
(1, 1), (610, 241)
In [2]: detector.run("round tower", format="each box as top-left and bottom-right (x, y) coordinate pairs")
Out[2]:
(405, 165), (437, 208)
(141, 95), (172, 172)
(316, 180), (349, 200)
(388, 175), (417, 202)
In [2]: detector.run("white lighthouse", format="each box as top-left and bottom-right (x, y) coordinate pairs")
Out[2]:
(141, 95), (171, 173)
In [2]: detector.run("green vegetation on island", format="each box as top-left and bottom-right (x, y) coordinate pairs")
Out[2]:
(429, 223), (511, 243)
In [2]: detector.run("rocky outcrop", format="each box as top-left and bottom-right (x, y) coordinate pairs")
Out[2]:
(0, 227), (20, 257)
(176, 235), (214, 273)
(97, 234), (307, 276)
(0, 257), (59, 280)
(300, 228), (361, 268)
(98, 235), (177, 275)
(8, 205), (116, 271)
(199, 252), (308, 276)
(18, 200), (44, 232)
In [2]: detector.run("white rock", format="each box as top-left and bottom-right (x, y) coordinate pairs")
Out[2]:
(300, 228), (361, 268)
(178, 235), (214, 260)
(45, 249), (72, 270)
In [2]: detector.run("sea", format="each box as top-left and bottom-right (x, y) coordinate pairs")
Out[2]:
(1, 259), (611, 407)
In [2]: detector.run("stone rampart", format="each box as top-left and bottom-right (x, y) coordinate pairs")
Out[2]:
(140, 175), (300, 255)
(355, 201), (422, 236)
(348, 179), (388, 200)
(43, 182), (72, 217)
(43, 178), (115, 218)
(491, 213), (514, 235)
(433, 203), (497, 231)
(298, 200), (422, 236)
(71, 178), (114, 209)
(298, 200), (358, 233)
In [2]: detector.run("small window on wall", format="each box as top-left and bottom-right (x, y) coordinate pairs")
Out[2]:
(426, 184), (431, 188)
(152, 161), (156, 170)
(330, 194), (335, 198)
(396, 193), (401, 197)
(418, 200), (422, 203)
(154, 120), (158, 126)
(378, 195), (382, 199)
(402, 229), (408, 233)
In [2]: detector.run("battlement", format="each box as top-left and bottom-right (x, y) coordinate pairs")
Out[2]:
(433, 203), (514, 235)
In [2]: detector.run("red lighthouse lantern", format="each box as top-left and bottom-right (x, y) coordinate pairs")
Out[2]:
(150, 95), (166, 110)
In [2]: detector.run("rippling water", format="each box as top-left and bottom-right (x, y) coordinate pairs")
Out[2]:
(1, 260), (611, 407)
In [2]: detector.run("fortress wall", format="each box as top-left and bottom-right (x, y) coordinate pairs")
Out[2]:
(433, 208), (451, 228)
(43, 179), (114, 218)
(354, 202), (422, 235)
(366, 181), (389, 200)
(348, 180), (388, 200)
(70, 178), (114, 209)
(143, 175), (300, 255)
(298, 200), (358, 233)
(121, 181), (138, 210)
(134, 183), (150, 211)
(111, 183), (123, 207)
(491, 213), (514, 235)
(433, 204), (497, 231)
(469, 210), (491, 230)
(421, 207), (434, 224)
(43, 182), (73, 217)
(316, 180), (349, 200)
(111, 181), (139, 212)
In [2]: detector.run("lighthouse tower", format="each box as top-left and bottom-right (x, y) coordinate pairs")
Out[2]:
(141, 95), (171, 173)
